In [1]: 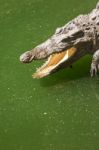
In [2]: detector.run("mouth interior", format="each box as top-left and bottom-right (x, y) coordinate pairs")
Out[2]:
(33, 47), (77, 78)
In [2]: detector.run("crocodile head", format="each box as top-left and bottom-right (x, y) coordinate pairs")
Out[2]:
(20, 18), (92, 78)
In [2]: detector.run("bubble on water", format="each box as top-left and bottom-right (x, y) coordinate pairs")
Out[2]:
(6, 10), (11, 15)
(44, 128), (50, 136)
(7, 87), (10, 90)
(73, 112), (77, 117)
(56, 98), (62, 104)
(29, 95), (33, 98)
(93, 132), (97, 136)
(43, 112), (47, 115)
(12, 94), (15, 97)
(33, 88), (36, 91)
(4, 129), (8, 133)
(81, 94), (84, 97)
(49, 116), (52, 119)
(32, 10), (36, 14)
(85, 108), (88, 112)
(60, 120), (65, 125)
(39, 25), (42, 28)
(54, 129), (58, 133)
(3, 108), (7, 111)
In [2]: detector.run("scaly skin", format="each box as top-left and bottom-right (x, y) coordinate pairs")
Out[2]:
(20, 2), (99, 77)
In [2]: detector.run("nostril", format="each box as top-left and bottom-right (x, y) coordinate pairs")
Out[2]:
(20, 51), (33, 63)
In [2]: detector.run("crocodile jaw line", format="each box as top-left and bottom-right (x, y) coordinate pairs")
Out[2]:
(33, 47), (77, 78)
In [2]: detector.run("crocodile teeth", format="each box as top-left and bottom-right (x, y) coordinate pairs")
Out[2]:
(33, 47), (76, 78)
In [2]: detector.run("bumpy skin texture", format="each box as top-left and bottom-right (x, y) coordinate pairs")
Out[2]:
(20, 2), (99, 76)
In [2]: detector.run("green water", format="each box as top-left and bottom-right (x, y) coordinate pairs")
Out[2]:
(0, 0), (99, 149)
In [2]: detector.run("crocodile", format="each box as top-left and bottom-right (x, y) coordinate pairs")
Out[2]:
(20, 2), (99, 78)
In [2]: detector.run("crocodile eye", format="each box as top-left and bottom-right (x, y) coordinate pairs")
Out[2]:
(61, 38), (66, 43)
(61, 37), (73, 43)
(61, 30), (84, 43)
(72, 30), (84, 37)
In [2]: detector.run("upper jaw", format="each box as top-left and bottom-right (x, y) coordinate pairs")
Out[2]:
(19, 42), (74, 64)
(19, 27), (87, 63)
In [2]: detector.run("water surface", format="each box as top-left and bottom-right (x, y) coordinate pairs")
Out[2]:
(0, 0), (99, 149)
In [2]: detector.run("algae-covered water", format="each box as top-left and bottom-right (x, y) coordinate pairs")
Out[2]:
(0, 0), (99, 149)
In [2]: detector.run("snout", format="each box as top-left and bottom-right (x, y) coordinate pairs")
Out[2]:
(20, 51), (34, 63)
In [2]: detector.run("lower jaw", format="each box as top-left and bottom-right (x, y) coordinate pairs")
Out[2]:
(32, 47), (77, 79)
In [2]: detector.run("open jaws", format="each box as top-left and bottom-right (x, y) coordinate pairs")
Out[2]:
(33, 47), (77, 78)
